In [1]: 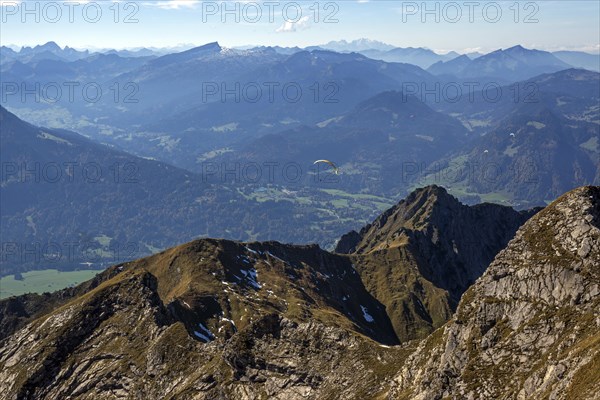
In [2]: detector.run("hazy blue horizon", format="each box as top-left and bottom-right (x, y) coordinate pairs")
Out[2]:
(3, 39), (600, 56)
(1, 0), (598, 54)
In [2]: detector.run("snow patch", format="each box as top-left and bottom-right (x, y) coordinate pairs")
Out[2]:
(221, 317), (237, 332)
(266, 251), (290, 265)
(240, 268), (261, 289)
(193, 331), (211, 342)
(194, 323), (215, 342)
(37, 131), (72, 146)
(245, 246), (259, 255)
(360, 305), (375, 323)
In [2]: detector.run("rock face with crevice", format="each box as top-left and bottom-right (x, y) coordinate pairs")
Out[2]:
(389, 186), (600, 400)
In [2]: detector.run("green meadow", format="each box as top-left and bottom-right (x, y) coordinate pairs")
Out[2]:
(0, 269), (103, 299)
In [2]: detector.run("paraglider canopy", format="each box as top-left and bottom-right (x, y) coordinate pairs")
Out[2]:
(314, 160), (340, 175)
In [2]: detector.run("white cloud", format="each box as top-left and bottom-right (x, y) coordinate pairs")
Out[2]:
(276, 15), (311, 33)
(143, 0), (200, 10)
(461, 47), (483, 53)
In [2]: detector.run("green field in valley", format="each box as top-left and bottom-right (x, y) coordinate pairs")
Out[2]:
(0, 269), (103, 299)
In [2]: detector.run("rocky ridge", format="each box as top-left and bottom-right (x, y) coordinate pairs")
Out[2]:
(389, 186), (600, 399)
(1, 186), (598, 399)
(338, 185), (537, 341)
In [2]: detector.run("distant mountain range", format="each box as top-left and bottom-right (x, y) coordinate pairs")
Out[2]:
(1, 43), (438, 172)
(4, 41), (598, 72)
(0, 42), (90, 64)
(361, 47), (461, 69)
(553, 50), (600, 72)
(317, 39), (397, 52)
(1, 42), (598, 272)
(419, 69), (600, 207)
(127, 47), (437, 171)
(1, 107), (407, 274)
(305, 40), (599, 72)
(212, 90), (470, 194)
(428, 45), (572, 80)
(0, 107), (378, 274)
(0, 42), (165, 65)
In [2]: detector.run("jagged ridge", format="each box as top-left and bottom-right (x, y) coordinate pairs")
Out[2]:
(391, 186), (600, 399)
(3, 185), (595, 400)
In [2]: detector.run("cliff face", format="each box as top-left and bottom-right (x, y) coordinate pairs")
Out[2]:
(390, 186), (600, 400)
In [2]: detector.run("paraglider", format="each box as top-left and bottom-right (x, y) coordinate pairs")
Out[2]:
(314, 160), (340, 175)
(510, 132), (515, 137)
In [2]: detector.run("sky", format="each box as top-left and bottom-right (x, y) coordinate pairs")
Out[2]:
(1, 0), (599, 54)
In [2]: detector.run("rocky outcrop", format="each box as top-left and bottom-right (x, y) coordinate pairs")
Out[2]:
(334, 230), (362, 254)
(390, 186), (600, 399)
(339, 185), (537, 342)
(342, 185), (537, 303)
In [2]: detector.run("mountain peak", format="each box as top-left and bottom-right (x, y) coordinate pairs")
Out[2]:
(336, 185), (536, 301)
(321, 38), (395, 52)
(333, 185), (537, 343)
(148, 41), (223, 67)
(190, 41), (221, 53)
(506, 44), (526, 51)
(454, 54), (471, 61)
(35, 41), (62, 52)
(407, 184), (450, 200)
(337, 185), (445, 247)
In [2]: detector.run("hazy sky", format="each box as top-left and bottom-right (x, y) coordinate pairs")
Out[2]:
(1, 0), (599, 53)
